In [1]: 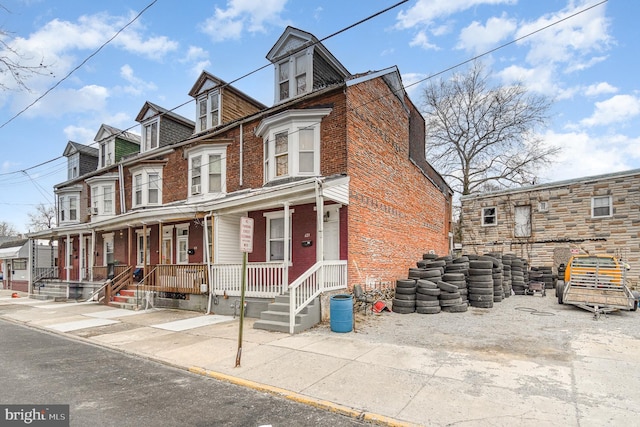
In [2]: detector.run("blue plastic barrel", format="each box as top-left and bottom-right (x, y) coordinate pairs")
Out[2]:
(330, 294), (353, 333)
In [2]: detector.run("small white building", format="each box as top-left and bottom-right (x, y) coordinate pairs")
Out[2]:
(0, 239), (57, 292)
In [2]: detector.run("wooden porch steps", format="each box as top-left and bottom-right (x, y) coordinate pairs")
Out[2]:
(253, 293), (321, 334)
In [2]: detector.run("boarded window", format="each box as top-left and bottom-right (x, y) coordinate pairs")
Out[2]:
(514, 205), (531, 237)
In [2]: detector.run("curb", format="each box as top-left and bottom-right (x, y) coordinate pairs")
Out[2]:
(188, 366), (419, 427)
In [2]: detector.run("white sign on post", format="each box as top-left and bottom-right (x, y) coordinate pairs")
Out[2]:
(240, 217), (254, 253)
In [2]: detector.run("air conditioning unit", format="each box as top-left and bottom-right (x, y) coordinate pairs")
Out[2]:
(191, 184), (201, 195)
(92, 207), (99, 215)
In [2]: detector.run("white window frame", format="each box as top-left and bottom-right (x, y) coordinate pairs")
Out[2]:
(99, 140), (115, 168)
(514, 205), (532, 238)
(276, 51), (311, 103)
(591, 195), (612, 218)
(196, 90), (221, 133)
(68, 153), (80, 179)
(263, 210), (293, 263)
(57, 192), (80, 224)
(481, 207), (497, 226)
(142, 119), (159, 152)
(256, 109), (331, 183)
(162, 226), (174, 265)
(176, 224), (189, 265)
(103, 233), (114, 266)
(136, 230), (150, 267)
(130, 166), (163, 208)
(89, 182), (116, 217)
(186, 145), (228, 199)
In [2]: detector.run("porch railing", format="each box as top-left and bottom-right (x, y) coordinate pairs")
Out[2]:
(93, 265), (130, 281)
(289, 260), (348, 334)
(151, 264), (208, 294)
(210, 262), (287, 298)
(33, 267), (58, 282)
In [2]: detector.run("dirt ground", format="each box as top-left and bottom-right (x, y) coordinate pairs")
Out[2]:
(310, 292), (640, 362)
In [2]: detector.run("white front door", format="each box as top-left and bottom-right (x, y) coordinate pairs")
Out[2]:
(323, 206), (340, 260)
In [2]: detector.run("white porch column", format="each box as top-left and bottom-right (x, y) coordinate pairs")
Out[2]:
(65, 234), (71, 281)
(315, 180), (324, 263)
(283, 202), (290, 292)
(78, 232), (84, 280)
(90, 230), (95, 281)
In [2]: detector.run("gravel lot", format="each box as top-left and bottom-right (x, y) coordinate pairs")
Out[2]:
(312, 292), (640, 361)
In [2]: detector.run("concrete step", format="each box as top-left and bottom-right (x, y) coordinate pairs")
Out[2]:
(253, 319), (305, 334)
(253, 295), (320, 333)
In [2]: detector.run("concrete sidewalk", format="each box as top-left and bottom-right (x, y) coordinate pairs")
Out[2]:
(1, 289), (639, 426)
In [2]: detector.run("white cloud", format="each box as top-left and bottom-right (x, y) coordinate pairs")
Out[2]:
(395, 0), (516, 29)
(63, 125), (98, 145)
(457, 14), (516, 54)
(200, 0), (288, 42)
(401, 72), (429, 99)
(119, 64), (157, 96)
(515, 2), (612, 70)
(584, 82), (618, 97)
(181, 46), (212, 77)
(21, 85), (109, 118)
(580, 94), (640, 127)
(409, 31), (438, 50)
(498, 65), (570, 98)
(539, 130), (640, 182)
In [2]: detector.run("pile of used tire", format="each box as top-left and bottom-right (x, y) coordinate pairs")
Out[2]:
(529, 266), (554, 289)
(391, 253), (530, 314)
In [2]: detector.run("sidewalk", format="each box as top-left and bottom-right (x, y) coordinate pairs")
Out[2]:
(1, 289), (639, 426)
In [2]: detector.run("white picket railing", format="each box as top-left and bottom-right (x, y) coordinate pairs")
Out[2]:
(210, 262), (287, 297)
(288, 260), (348, 334)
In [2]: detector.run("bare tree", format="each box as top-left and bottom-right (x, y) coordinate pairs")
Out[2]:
(27, 203), (57, 232)
(0, 221), (19, 236)
(422, 61), (559, 196)
(1, 6), (54, 91)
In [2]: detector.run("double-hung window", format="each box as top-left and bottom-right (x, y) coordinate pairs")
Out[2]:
(68, 153), (79, 179)
(196, 91), (220, 132)
(130, 166), (163, 208)
(264, 211), (293, 262)
(57, 192), (80, 224)
(143, 120), (159, 152)
(256, 109), (331, 183)
(187, 145), (227, 198)
(277, 53), (309, 103)
(99, 140), (114, 168)
(592, 196), (612, 218)
(482, 207), (497, 226)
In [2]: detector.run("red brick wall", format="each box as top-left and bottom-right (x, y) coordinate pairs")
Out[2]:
(346, 78), (450, 287)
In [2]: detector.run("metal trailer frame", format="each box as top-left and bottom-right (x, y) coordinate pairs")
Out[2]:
(556, 258), (637, 319)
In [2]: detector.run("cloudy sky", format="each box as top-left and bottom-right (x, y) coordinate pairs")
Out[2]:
(0, 0), (638, 232)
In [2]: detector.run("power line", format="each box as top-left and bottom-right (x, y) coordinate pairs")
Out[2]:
(0, 0), (158, 130)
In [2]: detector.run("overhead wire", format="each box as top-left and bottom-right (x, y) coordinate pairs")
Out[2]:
(1, 0), (608, 214)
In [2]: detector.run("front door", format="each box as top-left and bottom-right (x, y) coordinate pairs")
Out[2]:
(323, 206), (340, 260)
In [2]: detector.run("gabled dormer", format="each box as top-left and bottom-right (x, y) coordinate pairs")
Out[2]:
(95, 124), (141, 169)
(62, 141), (98, 180)
(188, 71), (266, 134)
(135, 101), (195, 153)
(266, 26), (350, 104)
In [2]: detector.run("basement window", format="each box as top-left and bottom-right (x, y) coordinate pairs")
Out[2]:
(481, 207), (497, 226)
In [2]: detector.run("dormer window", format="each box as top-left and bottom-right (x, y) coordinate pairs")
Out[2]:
(277, 53), (309, 102)
(196, 90), (220, 133)
(68, 153), (79, 180)
(99, 140), (114, 168)
(142, 120), (159, 152)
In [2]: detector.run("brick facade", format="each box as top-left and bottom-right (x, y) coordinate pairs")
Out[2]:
(460, 169), (640, 288)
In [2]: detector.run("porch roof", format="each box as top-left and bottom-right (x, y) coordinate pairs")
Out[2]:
(0, 245), (22, 259)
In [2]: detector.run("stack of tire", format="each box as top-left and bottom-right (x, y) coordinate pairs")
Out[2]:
(415, 279), (441, 314)
(501, 256), (513, 296)
(437, 279), (468, 312)
(489, 256), (505, 303)
(467, 258), (494, 308)
(392, 279), (417, 314)
(539, 266), (554, 289)
(444, 256), (469, 304)
(510, 257), (526, 295)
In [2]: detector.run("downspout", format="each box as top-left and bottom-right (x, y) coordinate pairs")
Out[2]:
(315, 178), (324, 263)
(205, 211), (214, 314)
(118, 163), (126, 214)
(239, 123), (243, 187)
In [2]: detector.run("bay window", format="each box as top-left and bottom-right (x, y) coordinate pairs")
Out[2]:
(130, 166), (163, 208)
(186, 145), (227, 198)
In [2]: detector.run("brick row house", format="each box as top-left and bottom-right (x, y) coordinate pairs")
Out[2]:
(460, 168), (640, 289)
(31, 27), (452, 331)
